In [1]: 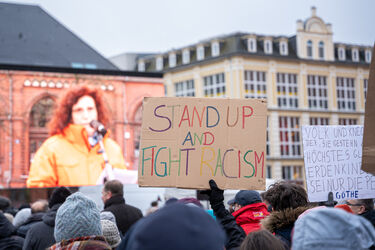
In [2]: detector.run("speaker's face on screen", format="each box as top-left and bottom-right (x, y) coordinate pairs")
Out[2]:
(72, 95), (98, 136)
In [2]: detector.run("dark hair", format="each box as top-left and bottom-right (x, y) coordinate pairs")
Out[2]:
(48, 85), (110, 136)
(240, 230), (286, 250)
(356, 199), (374, 212)
(263, 181), (308, 211)
(151, 201), (158, 207)
(0, 196), (11, 211)
(104, 180), (124, 196)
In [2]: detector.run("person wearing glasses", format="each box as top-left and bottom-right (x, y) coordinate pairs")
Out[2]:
(346, 199), (375, 227)
(27, 85), (126, 188)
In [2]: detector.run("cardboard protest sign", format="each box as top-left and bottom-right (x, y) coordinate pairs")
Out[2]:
(138, 97), (267, 190)
(362, 45), (375, 175)
(302, 125), (375, 202)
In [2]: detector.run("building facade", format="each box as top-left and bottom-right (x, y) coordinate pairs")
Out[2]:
(134, 7), (372, 184)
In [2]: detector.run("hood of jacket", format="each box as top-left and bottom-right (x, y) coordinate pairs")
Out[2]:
(232, 202), (269, 233)
(261, 206), (310, 233)
(42, 203), (61, 227)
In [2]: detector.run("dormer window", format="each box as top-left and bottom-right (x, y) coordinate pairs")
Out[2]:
(365, 50), (372, 63)
(182, 49), (190, 64)
(247, 38), (257, 53)
(352, 48), (359, 62)
(319, 41), (324, 59)
(307, 40), (313, 58)
(212, 41), (220, 57)
(169, 53), (176, 68)
(156, 56), (163, 71)
(138, 60), (145, 72)
(264, 40), (272, 54)
(338, 47), (346, 61)
(197, 45), (205, 61)
(280, 41), (288, 55)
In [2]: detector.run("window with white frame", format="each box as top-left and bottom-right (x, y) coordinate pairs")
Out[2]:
(364, 79), (368, 104)
(182, 49), (190, 64)
(169, 53), (176, 68)
(336, 77), (356, 111)
(277, 73), (298, 108)
(307, 75), (328, 110)
(282, 166), (303, 180)
(280, 41), (288, 55)
(352, 48), (359, 62)
(247, 38), (257, 52)
(339, 118), (357, 125)
(309, 117), (329, 125)
(307, 40), (313, 58)
(365, 50), (372, 63)
(138, 61), (145, 72)
(279, 116), (301, 157)
(264, 40), (273, 54)
(244, 70), (267, 99)
(197, 45), (205, 61)
(319, 41), (324, 59)
(211, 41), (220, 57)
(156, 57), (163, 71)
(174, 79), (195, 97)
(266, 165), (272, 179)
(338, 47), (346, 61)
(203, 73), (226, 97)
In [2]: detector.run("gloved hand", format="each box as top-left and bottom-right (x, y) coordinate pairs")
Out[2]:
(208, 179), (224, 206)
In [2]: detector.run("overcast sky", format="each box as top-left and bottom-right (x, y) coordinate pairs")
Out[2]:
(3, 0), (375, 58)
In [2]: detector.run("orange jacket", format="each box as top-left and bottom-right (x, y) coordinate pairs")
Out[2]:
(26, 124), (126, 188)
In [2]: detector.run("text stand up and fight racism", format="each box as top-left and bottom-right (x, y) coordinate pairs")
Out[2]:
(138, 97), (267, 190)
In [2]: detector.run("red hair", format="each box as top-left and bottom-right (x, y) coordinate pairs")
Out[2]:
(48, 85), (110, 136)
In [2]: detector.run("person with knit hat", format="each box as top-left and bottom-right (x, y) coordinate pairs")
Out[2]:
(118, 203), (226, 250)
(101, 219), (121, 249)
(23, 187), (72, 250)
(231, 190), (270, 234)
(50, 192), (111, 250)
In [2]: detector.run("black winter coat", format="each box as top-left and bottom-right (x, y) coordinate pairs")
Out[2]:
(22, 204), (61, 250)
(17, 212), (44, 238)
(103, 195), (143, 236)
(0, 212), (24, 250)
(360, 209), (375, 228)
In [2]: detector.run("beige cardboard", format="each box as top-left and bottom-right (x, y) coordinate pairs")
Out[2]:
(138, 97), (267, 190)
(362, 45), (375, 175)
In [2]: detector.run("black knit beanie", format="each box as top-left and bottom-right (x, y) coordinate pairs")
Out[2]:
(49, 186), (72, 208)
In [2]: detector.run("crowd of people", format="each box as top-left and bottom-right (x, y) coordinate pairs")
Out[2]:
(0, 179), (374, 250)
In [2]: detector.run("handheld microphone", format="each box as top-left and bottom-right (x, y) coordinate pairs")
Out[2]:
(90, 120), (107, 136)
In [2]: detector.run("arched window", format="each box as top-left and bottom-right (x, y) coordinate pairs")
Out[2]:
(29, 96), (56, 166)
(319, 41), (324, 59)
(133, 106), (142, 157)
(307, 40), (313, 58)
(29, 96), (55, 128)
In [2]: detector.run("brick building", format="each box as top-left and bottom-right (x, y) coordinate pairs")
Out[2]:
(0, 3), (164, 188)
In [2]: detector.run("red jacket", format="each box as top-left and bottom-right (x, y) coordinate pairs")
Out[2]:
(232, 202), (269, 234)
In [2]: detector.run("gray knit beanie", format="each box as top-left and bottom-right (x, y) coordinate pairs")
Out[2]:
(100, 211), (116, 224)
(54, 192), (102, 242)
(101, 219), (121, 248)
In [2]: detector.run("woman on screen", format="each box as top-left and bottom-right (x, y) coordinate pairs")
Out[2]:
(26, 85), (126, 188)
